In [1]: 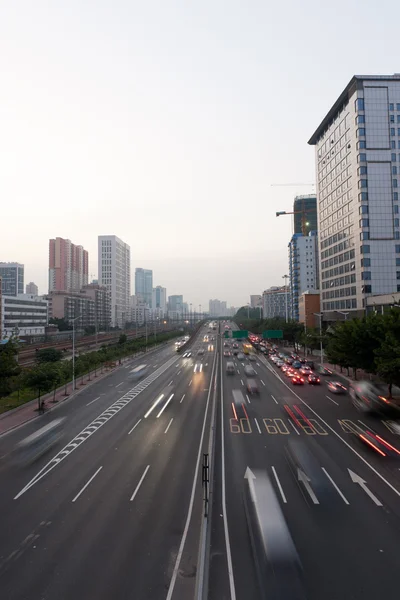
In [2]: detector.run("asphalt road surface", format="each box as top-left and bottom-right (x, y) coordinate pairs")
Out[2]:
(3, 321), (400, 600)
(0, 327), (217, 600)
(208, 328), (400, 600)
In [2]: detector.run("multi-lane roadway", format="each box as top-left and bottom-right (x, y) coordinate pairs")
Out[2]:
(2, 321), (400, 599)
(209, 326), (400, 599)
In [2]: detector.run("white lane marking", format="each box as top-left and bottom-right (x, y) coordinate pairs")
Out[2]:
(128, 419), (142, 434)
(130, 465), (150, 501)
(288, 419), (300, 435)
(219, 344), (237, 599)
(241, 379), (244, 386)
(246, 394), (251, 404)
(157, 394), (174, 418)
(164, 418), (173, 434)
(322, 467), (349, 504)
(261, 380), (265, 386)
(256, 363), (260, 366)
(275, 376), (400, 500)
(326, 395), (339, 406)
(166, 345), (218, 600)
(254, 418), (261, 434)
(180, 394), (185, 404)
(177, 370), (181, 375)
(271, 394), (278, 404)
(237, 369), (240, 374)
(153, 364), (158, 368)
(189, 379), (192, 386)
(116, 382), (124, 388)
(144, 393), (165, 419)
(358, 419), (369, 428)
(271, 466), (287, 503)
(253, 369), (258, 375)
(168, 380), (174, 386)
(72, 467), (102, 502)
(298, 469), (319, 504)
(86, 396), (101, 406)
(15, 355), (178, 499)
(348, 469), (382, 506)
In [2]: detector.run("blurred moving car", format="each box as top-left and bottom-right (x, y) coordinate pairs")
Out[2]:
(248, 354), (257, 362)
(308, 373), (321, 385)
(285, 368), (295, 378)
(223, 350), (231, 357)
(276, 360), (285, 368)
(350, 381), (400, 416)
(292, 374), (305, 385)
(237, 353), (245, 360)
(349, 421), (400, 457)
(14, 418), (66, 466)
(129, 364), (149, 381)
(292, 361), (302, 369)
(244, 365), (256, 377)
(197, 348), (205, 355)
(327, 381), (347, 394)
(299, 366), (312, 376)
(286, 438), (334, 501)
(247, 379), (259, 394)
(226, 361), (235, 375)
(317, 366), (333, 376)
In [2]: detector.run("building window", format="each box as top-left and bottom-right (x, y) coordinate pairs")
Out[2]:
(361, 258), (371, 267)
(359, 192), (368, 201)
(397, 104), (400, 111)
(360, 232), (370, 240)
(394, 180), (398, 188)
(398, 115), (400, 123)
(358, 128), (366, 137)
(392, 141), (396, 149)
(359, 205), (368, 214)
(359, 179), (368, 188)
(360, 244), (370, 254)
(357, 115), (365, 124)
(362, 285), (372, 293)
(398, 285), (400, 292)
(362, 271), (371, 280)
(395, 218), (400, 227)
(397, 272), (400, 280)
(394, 205), (399, 213)
(396, 232), (400, 240)
(358, 140), (367, 149)
(391, 115), (395, 123)
(390, 103), (394, 110)
(391, 128), (396, 136)
(356, 98), (365, 111)
(396, 258), (400, 266)
(393, 166), (398, 175)
(358, 166), (368, 175)
(396, 245), (400, 253)
(392, 153), (397, 161)
(395, 192), (399, 201)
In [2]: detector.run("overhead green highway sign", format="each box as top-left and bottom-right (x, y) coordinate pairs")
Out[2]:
(232, 330), (248, 339)
(263, 330), (283, 339)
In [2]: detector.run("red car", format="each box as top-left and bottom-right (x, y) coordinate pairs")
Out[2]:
(308, 373), (321, 385)
(292, 375), (305, 385)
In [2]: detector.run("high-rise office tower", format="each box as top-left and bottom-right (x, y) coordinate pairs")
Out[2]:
(0, 263), (24, 296)
(288, 231), (319, 320)
(25, 282), (38, 295)
(152, 286), (167, 313)
(98, 235), (130, 327)
(49, 237), (88, 292)
(135, 268), (153, 307)
(309, 74), (400, 319)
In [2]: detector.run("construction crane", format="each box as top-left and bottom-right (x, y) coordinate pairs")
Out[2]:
(276, 208), (315, 236)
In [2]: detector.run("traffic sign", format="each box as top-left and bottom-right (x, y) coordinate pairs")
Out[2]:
(263, 330), (283, 339)
(232, 330), (248, 339)
(224, 331), (230, 338)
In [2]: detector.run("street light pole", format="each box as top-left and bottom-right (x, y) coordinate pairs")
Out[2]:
(336, 310), (349, 321)
(72, 315), (80, 392)
(282, 275), (289, 322)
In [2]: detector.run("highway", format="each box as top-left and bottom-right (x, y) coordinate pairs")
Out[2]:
(209, 326), (400, 600)
(3, 319), (400, 599)
(0, 325), (218, 600)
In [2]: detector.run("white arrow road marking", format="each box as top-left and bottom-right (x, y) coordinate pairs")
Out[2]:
(298, 468), (319, 504)
(348, 469), (382, 506)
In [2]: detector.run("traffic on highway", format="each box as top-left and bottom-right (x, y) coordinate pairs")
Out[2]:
(1, 321), (400, 599)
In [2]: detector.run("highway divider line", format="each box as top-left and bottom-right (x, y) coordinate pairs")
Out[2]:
(321, 467), (349, 504)
(166, 342), (218, 600)
(72, 466), (103, 502)
(271, 394), (278, 404)
(128, 419), (142, 434)
(86, 396), (101, 406)
(164, 418), (173, 434)
(254, 418), (261, 434)
(180, 394), (186, 404)
(326, 395), (339, 406)
(130, 465), (150, 501)
(271, 466), (287, 503)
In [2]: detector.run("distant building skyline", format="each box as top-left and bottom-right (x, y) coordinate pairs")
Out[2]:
(49, 237), (88, 293)
(25, 281), (38, 295)
(98, 235), (130, 327)
(0, 263), (24, 297)
(135, 268), (153, 307)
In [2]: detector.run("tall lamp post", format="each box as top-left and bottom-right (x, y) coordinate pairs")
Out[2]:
(282, 275), (289, 322)
(335, 310), (349, 321)
(72, 315), (81, 392)
(313, 312), (324, 366)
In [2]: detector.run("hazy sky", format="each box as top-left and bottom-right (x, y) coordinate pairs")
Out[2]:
(1, 1), (399, 307)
